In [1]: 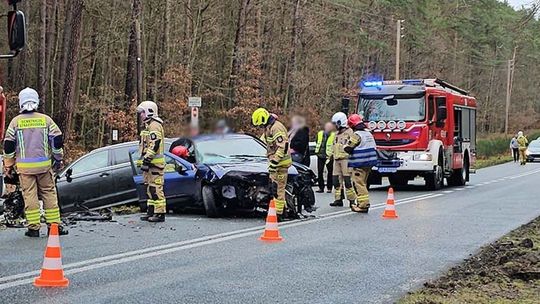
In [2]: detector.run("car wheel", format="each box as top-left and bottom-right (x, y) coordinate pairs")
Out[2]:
(202, 185), (221, 218)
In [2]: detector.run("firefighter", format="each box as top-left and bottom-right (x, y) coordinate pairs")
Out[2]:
(329, 112), (356, 207)
(517, 131), (528, 165)
(3, 88), (67, 237)
(137, 101), (166, 222)
(252, 108), (292, 218)
(345, 114), (377, 213)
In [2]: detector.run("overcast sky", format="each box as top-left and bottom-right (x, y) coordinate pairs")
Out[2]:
(505, 0), (534, 9)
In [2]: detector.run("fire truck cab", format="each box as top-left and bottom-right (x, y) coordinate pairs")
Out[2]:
(357, 79), (477, 190)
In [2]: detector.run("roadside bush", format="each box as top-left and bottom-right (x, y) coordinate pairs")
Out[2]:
(477, 130), (540, 159)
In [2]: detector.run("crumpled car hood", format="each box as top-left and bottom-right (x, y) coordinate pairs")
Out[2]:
(207, 161), (298, 179)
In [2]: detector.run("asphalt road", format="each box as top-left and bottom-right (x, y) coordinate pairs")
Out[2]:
(1, 162), (539, 304)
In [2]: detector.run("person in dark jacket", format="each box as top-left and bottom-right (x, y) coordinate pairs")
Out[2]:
(289, 115), (310, 166)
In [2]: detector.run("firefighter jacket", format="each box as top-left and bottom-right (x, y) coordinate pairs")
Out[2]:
(331, 127), (354, 160)
(139, 119), (165, 169)
(3, 112), (63, 174)
(264, 120), (292, 168)
(315, 130), (335, 158)
(517, 135), (528, 148)
(347, 130), (378, 168)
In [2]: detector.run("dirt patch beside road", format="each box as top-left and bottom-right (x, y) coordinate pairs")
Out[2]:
(400, 217), (540, 304)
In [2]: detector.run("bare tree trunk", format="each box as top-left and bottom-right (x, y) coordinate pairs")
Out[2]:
(125, 0), (143, 107)
(38, 0), (47, 111)
(163, 0), (171, 70)
(227, 0), (250, 109)
(283, 0), (301, 111)
(58, 0), (84, 139)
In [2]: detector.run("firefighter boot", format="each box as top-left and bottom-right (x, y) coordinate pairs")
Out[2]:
(140, 205), (154, 221)
(330, 200), (344, 207)
(47, 224), (69, 236)
(148, 213), (165, 223)
(24, 229), (40, 238)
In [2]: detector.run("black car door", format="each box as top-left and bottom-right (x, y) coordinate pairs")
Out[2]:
(110, 145), (139, 205)
(57, 149), (113, 211)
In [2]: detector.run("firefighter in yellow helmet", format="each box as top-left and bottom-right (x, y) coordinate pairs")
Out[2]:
(137, 101), (166, 222)
(3, 88), (67, 237)
(329, 112), (357, 207)
(252, 108), (292, 218)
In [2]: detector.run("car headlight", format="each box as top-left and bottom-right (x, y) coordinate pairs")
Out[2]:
(413, 153), (433, 161)
(526, 150), (531, 156)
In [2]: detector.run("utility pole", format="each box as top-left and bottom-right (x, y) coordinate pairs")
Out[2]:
(395, 20), (404, 80)
(504, 46), (517, 134)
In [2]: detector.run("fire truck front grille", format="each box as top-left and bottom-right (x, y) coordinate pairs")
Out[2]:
(376, 139), (415, 146)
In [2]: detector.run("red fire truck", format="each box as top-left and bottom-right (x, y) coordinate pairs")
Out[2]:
(357, 79), (477, 190)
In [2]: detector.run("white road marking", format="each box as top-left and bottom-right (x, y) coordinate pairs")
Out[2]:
(443, 190), (454, 194)
(455, 188), (465, 191)
(0, 192), (443, 290)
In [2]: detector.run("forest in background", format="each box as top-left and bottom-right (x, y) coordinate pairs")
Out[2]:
(0, 0), (539, 156)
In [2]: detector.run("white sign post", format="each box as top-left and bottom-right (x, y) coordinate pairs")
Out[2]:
(189, 97), (201, 135)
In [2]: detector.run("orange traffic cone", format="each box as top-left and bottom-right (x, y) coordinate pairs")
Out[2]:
(259, 200), (283, 242)
(34, 223), (69, 287)
(382, 187), (399, 219)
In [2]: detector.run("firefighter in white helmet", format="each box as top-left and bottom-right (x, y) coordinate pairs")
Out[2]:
(329, 112), (357, 207)
(137, 101), (166, 222)
(3, 88), (67, 237)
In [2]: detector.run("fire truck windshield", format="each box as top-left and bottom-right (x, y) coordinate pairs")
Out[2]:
(358, 96), (426, 122)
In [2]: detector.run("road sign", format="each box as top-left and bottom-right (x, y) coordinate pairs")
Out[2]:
(112, 129), (119, 141)
(188, 97), (202, 107)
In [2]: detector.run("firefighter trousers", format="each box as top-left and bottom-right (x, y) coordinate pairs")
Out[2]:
(144, 166), (166, 214)
(519, 147), (527, 165)
(270, 166), (288, 215)
(352, 167), (371, 210)
(19, 170), (60, 230)
(333, 159), (356, 201)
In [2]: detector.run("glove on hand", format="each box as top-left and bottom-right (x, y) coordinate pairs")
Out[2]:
(344, 146), (354, 154)
(141, 158), (152, 172)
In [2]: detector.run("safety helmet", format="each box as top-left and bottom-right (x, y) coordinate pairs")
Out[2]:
(252, 108), (270, 126)
(347, 114), (364, 128)
(518, 131), (524, 137)
(18, 87), (40, 113)
(137, 101), (159, 122)
(332, 112), (348, 128)
(171, 145), (189, 159)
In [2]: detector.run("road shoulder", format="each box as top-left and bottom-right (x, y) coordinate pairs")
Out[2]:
(399, 216), (540, 304)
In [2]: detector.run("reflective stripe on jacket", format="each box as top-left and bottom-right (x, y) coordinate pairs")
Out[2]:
(315, 131), (335, 158)
(332, 127), (354, 160)
(517, 135), (528, 148)
(348, 130), (378, 168)
(139, 119), (165, 168)
(264, 120), (292, 168)
(3, 112), (63, 174)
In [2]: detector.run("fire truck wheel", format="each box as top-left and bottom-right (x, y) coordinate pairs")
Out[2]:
(425, 162), (444, 190)
(449, 158), (469, 186)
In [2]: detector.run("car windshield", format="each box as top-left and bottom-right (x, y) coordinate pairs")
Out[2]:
(196, 137), (267, 164)
(358, 96), (426, 122)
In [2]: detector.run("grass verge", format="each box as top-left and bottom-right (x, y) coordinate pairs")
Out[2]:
(474, 155), (513, 169)
(399, 217), (540, 304)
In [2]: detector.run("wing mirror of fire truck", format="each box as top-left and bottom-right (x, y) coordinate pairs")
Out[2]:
(0, 10), (26, 59)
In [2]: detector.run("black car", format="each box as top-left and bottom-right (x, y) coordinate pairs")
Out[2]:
(56, 140), (170, 212)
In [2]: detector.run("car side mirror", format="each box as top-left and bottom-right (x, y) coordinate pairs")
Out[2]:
(65, 168), (73, 183)
(0, 10), (26, 59)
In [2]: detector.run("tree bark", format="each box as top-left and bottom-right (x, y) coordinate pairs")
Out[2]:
(58, 0), (84, 139)
(125, 0), (143, 107)
(227, 0), (250, 109)
(283, 0), (301, 111)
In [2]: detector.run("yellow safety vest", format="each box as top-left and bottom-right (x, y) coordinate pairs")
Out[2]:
(315, 131), (335, 158)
